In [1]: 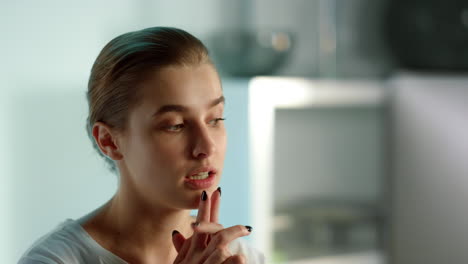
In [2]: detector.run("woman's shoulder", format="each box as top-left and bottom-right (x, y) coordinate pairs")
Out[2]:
(228, 238), (265, 264)
(18, 219), (82, 263)
(17, 219), (126, 264)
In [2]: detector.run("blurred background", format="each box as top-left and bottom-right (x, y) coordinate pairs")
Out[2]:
(1, 0), (468, 263)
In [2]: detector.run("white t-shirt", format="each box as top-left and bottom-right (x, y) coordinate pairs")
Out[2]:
(18, 218), (264, 264)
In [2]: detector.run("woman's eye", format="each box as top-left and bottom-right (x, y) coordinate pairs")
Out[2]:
(165, 124), (184, 132)
(209, 118), (226, 126)
(163, 118), (225, 132)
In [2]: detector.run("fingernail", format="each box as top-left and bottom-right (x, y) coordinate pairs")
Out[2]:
(201, 191), (207, 201)
(245, 226), (253, 232)
(191, 222), (200, 227)
(172, 230), (179, 236)
(217, 186), (222, 196)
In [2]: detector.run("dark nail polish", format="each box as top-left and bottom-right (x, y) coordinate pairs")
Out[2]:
(201, 191), (207, 201)
(245, 225), (253, 232)
(217, 187), (222, 196)
(172, 230), (179, 236)
(191, 222), (200, 227)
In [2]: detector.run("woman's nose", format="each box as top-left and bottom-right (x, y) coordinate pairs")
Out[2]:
(191, 125), (216, 159)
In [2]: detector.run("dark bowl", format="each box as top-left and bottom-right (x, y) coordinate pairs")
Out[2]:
(207, 30), (294, 77)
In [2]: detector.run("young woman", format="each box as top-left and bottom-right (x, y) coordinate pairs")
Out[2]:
(19, 27), (264, 264)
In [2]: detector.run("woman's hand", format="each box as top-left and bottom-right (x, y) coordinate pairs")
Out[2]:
(172, 189), (252, 264)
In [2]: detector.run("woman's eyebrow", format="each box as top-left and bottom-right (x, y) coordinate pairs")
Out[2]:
(153, 95), (225, 116)
(211, 95), (225, 107)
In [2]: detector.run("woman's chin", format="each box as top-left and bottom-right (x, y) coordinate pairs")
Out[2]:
(172, 193), (202, 210)
(177, 186), (218, 209)
(187, 195), (202, 209)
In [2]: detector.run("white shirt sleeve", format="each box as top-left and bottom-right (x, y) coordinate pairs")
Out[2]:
(229, 238), (266, 264)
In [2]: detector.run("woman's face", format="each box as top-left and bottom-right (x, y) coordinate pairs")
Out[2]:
(115, 63), (226, 210)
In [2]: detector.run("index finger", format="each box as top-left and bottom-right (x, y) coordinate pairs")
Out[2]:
(196, 190), (211, 223)
(191, 190), (211, 250)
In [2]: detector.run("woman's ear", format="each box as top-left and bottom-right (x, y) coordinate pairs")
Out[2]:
(92, 122), (123, 160)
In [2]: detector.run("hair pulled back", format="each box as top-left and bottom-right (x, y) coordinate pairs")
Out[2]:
(86, 27), (211, 173)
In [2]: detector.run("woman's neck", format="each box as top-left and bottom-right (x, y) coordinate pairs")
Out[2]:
(82, 188), (194, 264)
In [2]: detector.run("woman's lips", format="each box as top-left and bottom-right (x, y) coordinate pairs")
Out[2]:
(184, 172), (216, 190)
